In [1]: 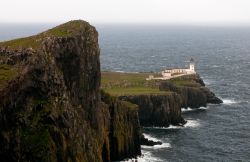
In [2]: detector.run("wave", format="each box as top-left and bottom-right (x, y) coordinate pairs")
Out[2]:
(185, 119), (201, 128)
(143, 133), (160, 142)
(142, 133), (171, 149)
(123, 150), (165, 162)
(144, 119), (201, 130)
(181, 107), (193, 112)
(181, 107), (207, 112)
(222, 99), (237, 105)
(203, 78), (216, 85)
(122, 134), (169, 162)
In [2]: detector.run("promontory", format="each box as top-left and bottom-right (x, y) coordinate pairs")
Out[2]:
(0, 20), (222, 162)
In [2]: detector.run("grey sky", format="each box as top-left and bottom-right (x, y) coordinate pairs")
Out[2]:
(1, 0), (250, 25)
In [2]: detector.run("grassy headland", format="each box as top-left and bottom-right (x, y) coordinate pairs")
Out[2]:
(101, 71), (201, 96)
(101, 72), (164, 95)
(0, 20), (91, 49)
(0, 20), (91, 90)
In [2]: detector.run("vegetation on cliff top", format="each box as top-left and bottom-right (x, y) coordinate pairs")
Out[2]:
(102, 72), (165, 95)
(0, 20), (92, 89)
(0, 20), (91, 49)
(101, 72), (200, 96)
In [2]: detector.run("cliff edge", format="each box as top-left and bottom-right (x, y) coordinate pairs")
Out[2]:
(0, 20), (141, 162)
(101, 72), (222, 127)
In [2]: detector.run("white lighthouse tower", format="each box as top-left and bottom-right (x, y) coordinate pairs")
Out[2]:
(189, 58), (195, 72)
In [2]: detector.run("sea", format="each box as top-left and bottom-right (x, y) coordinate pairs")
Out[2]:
(1, 24), (250, 162)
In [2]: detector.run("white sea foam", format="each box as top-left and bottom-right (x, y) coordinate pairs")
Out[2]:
(143, 133), (159, 142)
(144, 119), (201, 130)
(198, 107), (208, 110)
(141, 142), (171, 149)
(181, 107), (207, 112)
(152, 143), (171, 149)
(222, 99), (237, 105)
(123, 150), (165, 162)
(181, 107), (193, 112)
(203, 79), (215, 85)
(142, 133), (171, 149)
(184, 119), (201, 128)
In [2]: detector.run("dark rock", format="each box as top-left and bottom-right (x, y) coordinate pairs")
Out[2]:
(101, 91), (141, 161)
(119, 74), (221, 127)
(0, 20), (141, 162)
(119, 93), (186, 127)
(140, 135), (162, 146)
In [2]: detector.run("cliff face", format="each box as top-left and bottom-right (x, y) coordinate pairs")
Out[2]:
(119, 93), (185, 127)
(0, 20), (141, 162)
(159, 74), (222, 108)
(101, 91), (141, 161)
(116, 74), (222, 127)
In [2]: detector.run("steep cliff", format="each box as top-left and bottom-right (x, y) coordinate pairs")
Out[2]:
(159, 74), (223, 108)
(0, 20), (141, 162)
(119, 93), (185, 127)
(101, 91), (141, 161)
(102, 72), (222, 127)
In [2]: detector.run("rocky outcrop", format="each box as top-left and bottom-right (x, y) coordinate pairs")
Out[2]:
(159, 74), (222, 108)
(101, 91), (141, 161)
(119, 74), (222, 127)
(119, 93), (186, 127)
(140, 135), (162, 146)
(0, 20), (141, 162)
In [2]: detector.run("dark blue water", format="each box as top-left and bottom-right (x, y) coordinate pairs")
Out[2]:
(1, 24), (250, 162)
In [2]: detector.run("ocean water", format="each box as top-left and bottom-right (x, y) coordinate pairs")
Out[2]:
(1, 24), (250, 162)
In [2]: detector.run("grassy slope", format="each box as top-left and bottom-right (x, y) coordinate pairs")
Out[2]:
(0, 20), (90, 49)
(101, 72), (166, 95)
(101, 72), (200, 96)
(168, 75), (201, 87)
(0, 20), (90, 90)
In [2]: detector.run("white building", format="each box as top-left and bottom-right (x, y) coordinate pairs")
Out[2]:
(146, 58), (196, 80)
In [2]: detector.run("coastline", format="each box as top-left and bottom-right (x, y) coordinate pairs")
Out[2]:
(0, 21), (222, 162)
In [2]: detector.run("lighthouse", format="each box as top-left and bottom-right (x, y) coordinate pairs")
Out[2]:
(146, 58), (196, 80)
(189, 58), (195, 72)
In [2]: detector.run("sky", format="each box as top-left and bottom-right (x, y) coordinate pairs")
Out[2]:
(1, 0), (250, 25)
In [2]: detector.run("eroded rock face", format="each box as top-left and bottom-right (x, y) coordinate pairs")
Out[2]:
(119, 93), (186, 127)
(159, 75), (223, 108)
(119, 74), (222, 127)
(0, 20), (141, 162)
(101, 91), (141, 161)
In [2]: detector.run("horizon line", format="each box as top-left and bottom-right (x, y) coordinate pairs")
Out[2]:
(1, 21), (250, 27)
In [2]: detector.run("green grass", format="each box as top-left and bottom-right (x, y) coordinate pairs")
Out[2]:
(0, 64), (18, 89)
(169, 74), (200, 87)
(101, 72), (165, 96)
(101, 72), (200, 96)
(104, 87), (167, 96)
(0, 20), (90, 49)
(101, 71), (161, 88)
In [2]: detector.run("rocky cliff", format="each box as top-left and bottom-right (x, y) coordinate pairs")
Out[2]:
(101, 91), (141, 161)
(102, 72), (222, 127)
(159, 74), (223, 108)
(119, 93), (186, 127)
(0, 20), (141, 162)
